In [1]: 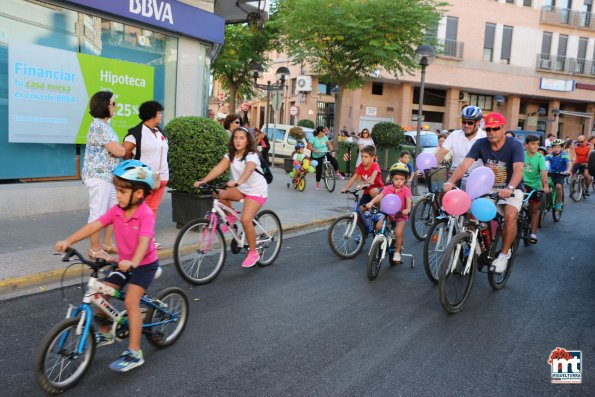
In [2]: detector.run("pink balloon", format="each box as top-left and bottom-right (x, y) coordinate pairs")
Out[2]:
(380, 194), (402, 215)
(466, 166), (496, 199)
(415, 152), (438, 173)
(442, 190), (472, 216)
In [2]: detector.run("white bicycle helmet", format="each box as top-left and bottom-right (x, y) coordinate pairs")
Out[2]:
(460, 105), (483, 121)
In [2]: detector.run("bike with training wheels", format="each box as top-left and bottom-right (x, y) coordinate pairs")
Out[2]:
(173, 184), (283, 285)
(287, 166), (307, 192)
(569, 164), (589, 202)
(437, 192), (518, 314)
(35, 248), (188, 394)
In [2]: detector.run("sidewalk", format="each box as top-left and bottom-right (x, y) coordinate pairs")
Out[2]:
(0, 168), (361, 298)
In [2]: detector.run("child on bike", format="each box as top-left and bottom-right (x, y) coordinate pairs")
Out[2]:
(55, 160), (160, 372)
(342, 145), (384, 211)
(545, 139), (572, 210)
(292, 142), (309, 174)
(387, 151), (415, 186)
(523, 135), (549, 244)
(193, 126), (268, 268)
(365, 163), (412, 263)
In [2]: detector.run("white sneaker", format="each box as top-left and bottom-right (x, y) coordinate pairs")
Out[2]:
(491, 250), (511, 274)
(393, 252), (401, 263)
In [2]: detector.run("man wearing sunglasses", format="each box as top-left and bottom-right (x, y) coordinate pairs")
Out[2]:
(435, 105), (486, 175)
(571, 135), (592, 196)
(444, 112), (524, 274)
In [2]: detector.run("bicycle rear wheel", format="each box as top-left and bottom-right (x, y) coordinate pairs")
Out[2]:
(327, 214), (366, 259)
(323, 163), (336, 192)
(438, 231), (476, 314)
(411, 196), (433, 240)
(35, 316), (96, 394)
(174, 218), (226, 285)
(255, 210), (283, 266)
(488, 226), (516, 290)
(145, 287), (189, 348)
(538, 193), (547, 228)
(367, 238), (383, 280)
(570, 176), (583, 202)
(423, 218), (449, 284)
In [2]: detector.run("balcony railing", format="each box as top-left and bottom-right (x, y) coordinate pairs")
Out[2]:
(540, 6), (595, 30)
(436, 39), (464, 59)
(536, 54), (595, 76)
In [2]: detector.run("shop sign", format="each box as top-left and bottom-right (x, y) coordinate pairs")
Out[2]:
(365, 107), (377, 117)
(540, 78), (575, 92)
(9, 42), (154, 144)
(64, 0), (224, 44)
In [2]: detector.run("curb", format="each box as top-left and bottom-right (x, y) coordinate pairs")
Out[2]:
(0, 216), (338, 299)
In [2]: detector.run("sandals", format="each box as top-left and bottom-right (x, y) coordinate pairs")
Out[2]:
(102, 243), (118, 254)
(89, 249), (115, 262)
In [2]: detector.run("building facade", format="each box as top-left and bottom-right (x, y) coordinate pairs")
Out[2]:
(250, 0), (595, 139)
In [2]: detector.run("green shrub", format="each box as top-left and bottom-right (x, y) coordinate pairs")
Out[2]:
(371, 122), (404, 148)
(166, 116), (229, 193)
(297, 119), (315, 128)
(289, 126), (305, 140)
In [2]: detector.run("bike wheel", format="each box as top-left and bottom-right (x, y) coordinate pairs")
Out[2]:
(488, 226), (515, 290)
(173, 218), (226, 285)
(438, 232), (476, 314)
(423, 218), (449, 284)
(570, 177), (583, 202)
(327, 214), (366, 259)
(35, 316), (96, 394)
(410, 197), (433, 240)
(255, 210), (283, 266)
(367, 238), (383, 280)
(298, 175), (306, 192)
(145, 287), (189, 348)
(538, 193), (547, 228)
(553, 208), (562, 222)
(323, 163), (336, 193)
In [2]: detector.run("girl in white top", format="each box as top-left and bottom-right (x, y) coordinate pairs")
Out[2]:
(356, 128), (375, 166)
(194, 126), (268, 268)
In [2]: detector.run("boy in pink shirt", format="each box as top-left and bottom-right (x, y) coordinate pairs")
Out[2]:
(342, 145), (384, 210)
(56, 160), (159, 373)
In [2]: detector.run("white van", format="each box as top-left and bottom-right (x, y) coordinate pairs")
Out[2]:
(261, 124), (314, 159)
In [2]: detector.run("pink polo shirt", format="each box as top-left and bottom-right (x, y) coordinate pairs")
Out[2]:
(98, 202), (158, 266)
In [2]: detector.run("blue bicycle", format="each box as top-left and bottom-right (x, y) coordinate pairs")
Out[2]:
(35, 248), (189, 394)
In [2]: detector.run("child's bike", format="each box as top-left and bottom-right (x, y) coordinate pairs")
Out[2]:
(540, 171), (566, 224)
(287, 168), (307, 191)
(35, 248), (189, 394)
(174, 184), (283, 285)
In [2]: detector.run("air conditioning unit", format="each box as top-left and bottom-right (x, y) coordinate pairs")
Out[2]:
(296, 75), (312, 93)
(458, 91), (470, 103)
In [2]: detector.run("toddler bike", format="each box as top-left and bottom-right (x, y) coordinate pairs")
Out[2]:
(35, 248), (188, 394)
(174, 184), (282, 285)
(287, 167), (307, 191)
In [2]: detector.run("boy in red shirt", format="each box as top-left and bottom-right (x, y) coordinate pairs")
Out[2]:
(342, 145), (384, 210)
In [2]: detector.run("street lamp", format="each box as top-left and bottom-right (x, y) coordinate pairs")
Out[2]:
(331, 85), (339, 140)
(414, 45), (435, 161)
(251, 64), (290, 164)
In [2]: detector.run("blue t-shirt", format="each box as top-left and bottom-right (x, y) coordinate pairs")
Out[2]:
(309, 135), (329, 159)
(545, 151), (570, 173)
(466, 137), (525, 189)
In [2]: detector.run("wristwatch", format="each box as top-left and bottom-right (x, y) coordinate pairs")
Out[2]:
(506, 185), (515, 191)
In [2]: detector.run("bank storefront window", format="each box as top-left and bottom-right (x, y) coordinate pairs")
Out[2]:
(0, 0), (178, 179)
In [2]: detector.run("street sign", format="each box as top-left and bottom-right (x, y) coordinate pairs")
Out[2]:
(272, 90), (283, 111)
(290, 106), (299, 116)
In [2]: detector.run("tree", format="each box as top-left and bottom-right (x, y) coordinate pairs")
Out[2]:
(270, 0), (445, 143)
(211, 24), (275, 113)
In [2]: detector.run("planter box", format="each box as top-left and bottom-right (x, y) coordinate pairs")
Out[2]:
(283, 158), (294, 173)
(170, 190), (213, 228)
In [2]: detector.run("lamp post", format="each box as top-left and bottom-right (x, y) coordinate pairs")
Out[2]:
(414, 45), (435, 161)
(251, 64), (290, 165)
(331, 85), (339, 141)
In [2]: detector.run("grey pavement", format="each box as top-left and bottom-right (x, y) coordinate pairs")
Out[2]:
(0, 166), (418, 298)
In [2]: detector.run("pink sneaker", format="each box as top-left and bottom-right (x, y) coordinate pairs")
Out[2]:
(241, 250), (260, 268)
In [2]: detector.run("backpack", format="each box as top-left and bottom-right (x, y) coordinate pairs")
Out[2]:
(242, 152), (273, 184)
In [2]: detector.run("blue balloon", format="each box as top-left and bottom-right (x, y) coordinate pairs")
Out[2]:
(311, 160), (318, 167)
(294, 165), (301, 170)
(471, 198), (497, 222)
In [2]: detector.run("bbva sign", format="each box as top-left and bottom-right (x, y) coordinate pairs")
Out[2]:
(129, 0), (174, 24)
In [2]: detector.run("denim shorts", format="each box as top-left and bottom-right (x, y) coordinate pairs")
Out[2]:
(103, 261), (159, 291)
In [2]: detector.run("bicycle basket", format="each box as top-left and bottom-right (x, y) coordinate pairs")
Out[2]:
(424, 167), (448, 193)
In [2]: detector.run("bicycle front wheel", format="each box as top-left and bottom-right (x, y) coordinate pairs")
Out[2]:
(438, 231), (476, 314)
(423, 218), (449, 284)
(298, 175), (306, 192)
(323, 163), (336, 192)
(487, 226), (515, 290)
(255, 210), (283, 266)
(570, 177), (583, 202)
(35, 316), (96, 394)
(538, 193), (547, 228)
(146, 287), (189, 348)
(411, 196), (433, 240)
(367, 238), (383, 280)
(174, 218), (226, 285)
(327, 214), (366, 259)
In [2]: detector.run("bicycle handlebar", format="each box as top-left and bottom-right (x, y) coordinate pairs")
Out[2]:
(195, 183), (229, 194)
(61, 247), (113, 271)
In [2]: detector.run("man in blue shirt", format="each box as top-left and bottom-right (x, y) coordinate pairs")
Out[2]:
(444, 112), (524, 274)
(545, 139), (571, 210)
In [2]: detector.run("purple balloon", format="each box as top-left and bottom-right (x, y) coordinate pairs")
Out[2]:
(466, 166), (496, 199)
(380, 194), (402, 215)
(415, 152), (438, 173)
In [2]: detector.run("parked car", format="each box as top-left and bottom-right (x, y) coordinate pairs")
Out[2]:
(261, 124), (314, 159)
(403, 130), (439, 155)
(507, 130), (545, 146)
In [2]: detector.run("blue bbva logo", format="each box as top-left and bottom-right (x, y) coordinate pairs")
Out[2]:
(129, 0), (174, 24)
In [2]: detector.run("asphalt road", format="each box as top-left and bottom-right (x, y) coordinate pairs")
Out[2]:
(1, 198), (594, 396)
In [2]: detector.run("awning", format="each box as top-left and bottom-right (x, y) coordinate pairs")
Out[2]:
(557, 110), (594, 118)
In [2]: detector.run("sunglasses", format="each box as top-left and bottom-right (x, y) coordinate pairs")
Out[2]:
(484, 126), (502, 132)
(462, 120), (476, 126)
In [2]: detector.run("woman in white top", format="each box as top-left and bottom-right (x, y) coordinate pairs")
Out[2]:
(356, 128), (375, 166)
(194, 126), (268, 268)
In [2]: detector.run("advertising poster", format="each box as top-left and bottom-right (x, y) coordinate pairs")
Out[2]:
(9, 42), (154, 144)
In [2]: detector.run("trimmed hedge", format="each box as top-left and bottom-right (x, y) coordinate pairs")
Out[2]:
(371, 122), (404, 149)
(297, 119), (315, 128)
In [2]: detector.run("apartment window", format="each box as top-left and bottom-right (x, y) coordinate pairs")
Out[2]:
(372, 82), (383, 95)
(560, 0), (572, 24)
(290, 78), (297, 95)
(556, 34), (567, 71)
(317, 81), (331, 95)
(576, 37), (588, 74)
(582, 0), (592, 27)
(505, 0), (514, 3)
(523, 0), (532, 6)
(469, 94), (493, 111)
(501, 26), (513, 64)
(541, 32), (552, 55)
(483, 23), (496, 62)
(316, 102), (334, 131)
(445, 16), (458, 57)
